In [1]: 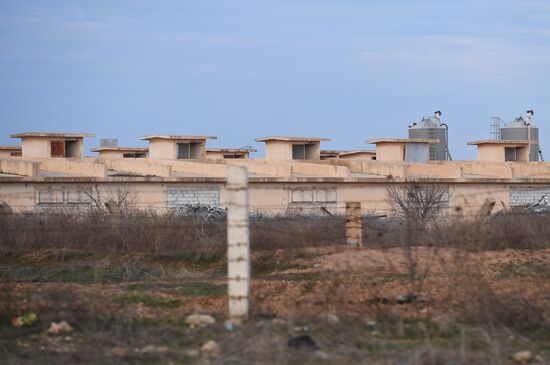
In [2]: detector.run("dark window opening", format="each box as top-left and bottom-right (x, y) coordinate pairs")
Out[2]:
(177, 142), (202, 159)
(123, 153), (146, 158)
(292, 143), (317, 160)
(505, 147), (517, 162)
(10, 151), (22, 157)
(223, 154), (245, 159)
(292, 144), (306, 160)
(65, 141), (78, 157)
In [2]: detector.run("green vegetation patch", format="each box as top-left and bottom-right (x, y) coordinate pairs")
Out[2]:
(113, 294), (182, 308)
(126, 282), (226, 297)
(0, 264), (158, 284)
(495, 260), (550, 280)
(178, 282), (226, 297)
(150, 252), (224, 266)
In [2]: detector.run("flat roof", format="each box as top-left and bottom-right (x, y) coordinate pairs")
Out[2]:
(139, 135), (217, 141)
(366, 138), (439, 144)
(0, 146), (22, 150)
(11, 132), (95, 138)
(206, 148), (257, 153)
(467, 140), (535, 145)
(255, 136), (330, 142)
(91, 147), (149, 152)
(339, 150), (376, 156)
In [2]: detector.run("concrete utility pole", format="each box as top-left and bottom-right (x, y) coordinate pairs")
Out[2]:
(346, 202), (363, 247)
(226, 165), (250, 322)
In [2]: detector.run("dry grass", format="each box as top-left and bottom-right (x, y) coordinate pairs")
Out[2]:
(1, 210), (549, 364)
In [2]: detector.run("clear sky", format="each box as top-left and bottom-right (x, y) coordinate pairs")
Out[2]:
(1, 0), (549, 159)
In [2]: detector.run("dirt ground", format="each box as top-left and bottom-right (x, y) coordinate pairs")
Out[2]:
(1, 246), (550, 364)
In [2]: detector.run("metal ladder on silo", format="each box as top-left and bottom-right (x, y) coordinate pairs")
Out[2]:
(429, 129), (437, 160)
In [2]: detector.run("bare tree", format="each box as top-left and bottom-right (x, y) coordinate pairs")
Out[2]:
(81, 184), (138, 215)
(385, 181), (449, 305)
(386, 181), (449, 224)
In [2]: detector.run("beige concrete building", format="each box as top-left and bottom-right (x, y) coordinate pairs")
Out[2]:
(91, 147), (149, 159)
(321, 150), (376, 161)
(0, 146), (22, 157)
(367, 138), (439, 163)
(139, 135), (216, 160)
(256, 136), (330, 160)
(320, 150), (343, 160)
(2, 130), (550, 218)
(206, 148), (256, 159)
(11, 132), (94, 159)
(467, 140), (535, 162)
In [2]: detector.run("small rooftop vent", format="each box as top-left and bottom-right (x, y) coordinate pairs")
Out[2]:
(100, 139), (118, 147)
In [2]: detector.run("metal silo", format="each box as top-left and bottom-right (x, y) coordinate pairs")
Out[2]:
(500, 110), (539, 161)
(408, 111), (451, 160)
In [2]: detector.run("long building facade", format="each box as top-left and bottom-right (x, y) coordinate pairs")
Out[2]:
(0, 132), (548, 216)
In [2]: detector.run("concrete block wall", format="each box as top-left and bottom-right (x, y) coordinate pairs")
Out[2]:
(165, 160), (227, 177)
(39, 158), (107, 178)
(104, 159), (171, 178)
(167, 185), (220, 207)
(0, 159), (39, 177)
(509, 187), (550, 206)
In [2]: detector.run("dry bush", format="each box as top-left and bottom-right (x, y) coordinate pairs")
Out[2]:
(0, 211), (345, 255)
(386, 181), (449, 225)
(251, 215), (345, 251)
(0, 211), (226, 257)
(437, 248), (548, 335)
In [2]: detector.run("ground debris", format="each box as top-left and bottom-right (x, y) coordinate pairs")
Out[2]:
(140, 344), (168, 355)
(201, 340), (221, 356)
(185, 313), (216, 326)
(47, 320), (73, 334)
(513, 350), (532, 364)
(288, 335), (319, 350)
(110, 346), (127, 357)
(396, 294), (434, 304)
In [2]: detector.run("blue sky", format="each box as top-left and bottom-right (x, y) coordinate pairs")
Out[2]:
(1, 0), (550, 159)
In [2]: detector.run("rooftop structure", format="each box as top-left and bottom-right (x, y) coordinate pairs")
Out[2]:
(408, 111), (451, 160)
(91, 147), (149, 159)
(255, 136), (330, 160)
(320, 150), (376, 160)
(338, 150), (376, 160)
(206, 148), (256, 159)
(11, 132), (95, 158)
(500, 110), (540, 161)
(367, 138), (439, 163)
(0, 146), (22, 158)
(320, 150), (344, 160)
(467, 140), (536, 162)
(139, 135), (217, 160)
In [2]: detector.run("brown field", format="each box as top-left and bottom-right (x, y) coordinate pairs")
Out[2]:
(1, 212), (550, 364)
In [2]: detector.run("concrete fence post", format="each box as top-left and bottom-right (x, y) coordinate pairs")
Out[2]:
(346, 202), (363, 247)
(226, 165), (250, 322)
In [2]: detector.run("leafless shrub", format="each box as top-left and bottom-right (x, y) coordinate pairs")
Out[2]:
(384, 182), (449, 301)
(386, 181), (449, 225)
(80, 183), (138, 215)
(0, 211), (345, 255)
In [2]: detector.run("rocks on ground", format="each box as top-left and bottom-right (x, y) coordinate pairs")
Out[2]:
(110, 346), (127, 357)
(140, 344), (168, 355)
(513, 351), (532, 364)
(287, 335), (319, 350)
(201, 340), (221, 356)
(185, 314), (216, 327)
(47, 321), (73, 335)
